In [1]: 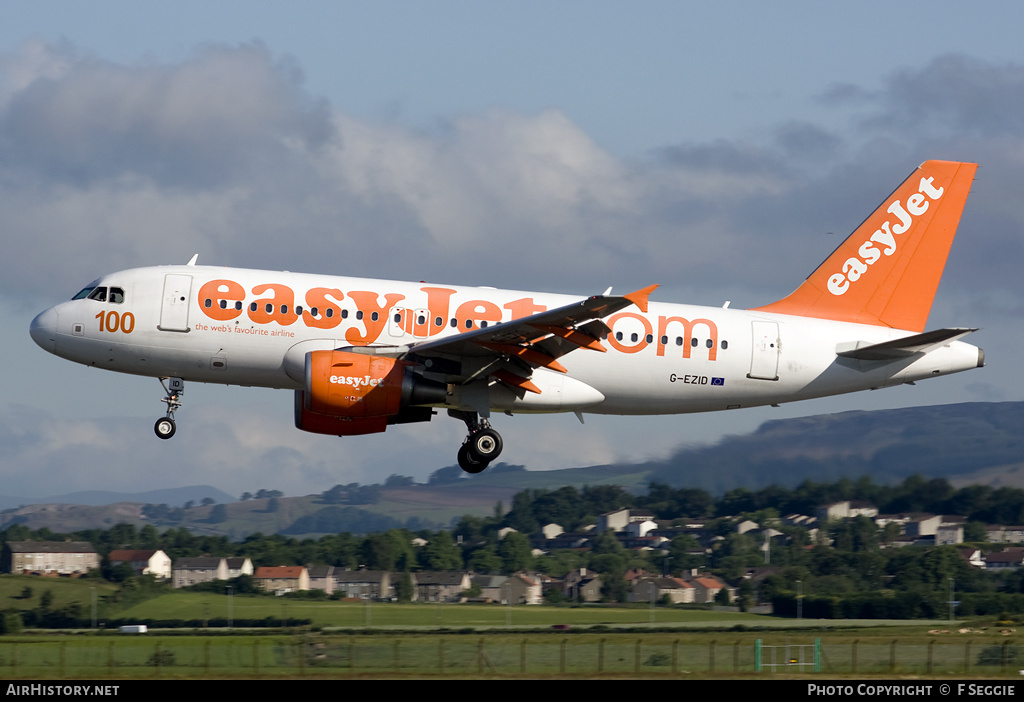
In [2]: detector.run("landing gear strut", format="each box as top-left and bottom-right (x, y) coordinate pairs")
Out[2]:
(155, 377), (184, 440)
(451, 410), (503, 473)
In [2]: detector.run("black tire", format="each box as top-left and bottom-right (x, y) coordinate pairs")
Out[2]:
(469, 428), (503, 462)
(458, 443), (488, 474)
(154, 417), (176, 440)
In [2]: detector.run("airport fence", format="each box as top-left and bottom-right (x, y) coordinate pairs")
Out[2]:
(0, 635), (1020, 678)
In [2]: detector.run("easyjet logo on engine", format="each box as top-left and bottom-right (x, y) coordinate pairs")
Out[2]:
(330, 375), (383, 388)
(826, 176), (946, 296)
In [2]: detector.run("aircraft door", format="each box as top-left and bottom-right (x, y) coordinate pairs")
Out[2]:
(159, 274), (193, 332)
(389, 307), (408, 337)
(748, 321), (780, 381)
(413, 308), (430, 338)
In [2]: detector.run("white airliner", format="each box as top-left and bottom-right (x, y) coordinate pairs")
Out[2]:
(30, 160), (983, 473)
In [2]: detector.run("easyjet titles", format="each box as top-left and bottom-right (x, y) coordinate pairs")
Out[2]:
(197, 280), (720, 360)
(827, 176), (946, 296)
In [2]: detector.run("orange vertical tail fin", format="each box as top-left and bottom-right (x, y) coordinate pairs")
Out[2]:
(753, 160), (977, 332)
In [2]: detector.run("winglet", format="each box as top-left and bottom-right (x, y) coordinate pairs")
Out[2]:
(623, 284), (659, 314)
(753, 161), (977, 332)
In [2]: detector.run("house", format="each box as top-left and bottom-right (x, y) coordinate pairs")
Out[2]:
(563, 568), (603, 602)
(686, 573), (729, 603)
(818, 501), (878, 521)
(630, 576), (695, 604)
(505, 573), (543, 605)
(107, 549), (172, 579)
(173, 557), (229, 588)
(624, 519), (659, 538)
(307, 565), (337, 594)
(598, 509), (656, 533)
(986, 526), (1024, 544)
(736, 520), (759, 535)
(904, 514), (943, 537)
(254, 566), (310, 594)
(332, 570), (393, 600)
(470, 574), (508, 601)
(958, 548), (985, 568)
(414, 571), (472, 602)
(2, 541), (100, 576)
(984, 548), (1024, 570)
(541, 523), (564, 539)
(226, 557), (254, 579)
(529, 532), (591, 551)
(936, 523), (965, 546)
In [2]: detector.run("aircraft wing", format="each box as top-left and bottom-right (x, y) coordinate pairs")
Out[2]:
(400, 284), (657, 392)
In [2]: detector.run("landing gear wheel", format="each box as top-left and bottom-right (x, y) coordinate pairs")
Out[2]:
(469, 428), (503, 463)
(154, 417), (176, 440)
(458, 444), (488, 474)
(156, 377), (184, 440)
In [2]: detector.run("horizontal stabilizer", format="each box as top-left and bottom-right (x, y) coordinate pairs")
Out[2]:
(836, 328), (977, 361)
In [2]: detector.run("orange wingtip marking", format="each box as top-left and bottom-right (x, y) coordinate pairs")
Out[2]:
(478, 341), (568, 373)
(492, 369), (542, 394)
(530, 324), (607, 352)
(623, 284), (659, 313)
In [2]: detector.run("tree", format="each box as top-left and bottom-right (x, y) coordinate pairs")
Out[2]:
(498, 532), (532, 574)
(0, 611), (24, 635)
(139, 524), (160, 549)
(964, 521), (988, 542)
(207, 503), (228, 524)
(467, 545), (503, 574)
(421, 531), (463, 572)
(384, 474), (415, 488)
(396, 572), (414, 603)
(427, 466), (464, 485)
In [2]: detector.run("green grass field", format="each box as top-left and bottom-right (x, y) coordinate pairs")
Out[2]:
(4, 574), (1024, 678)
(1, 630), (1020, 679)
(113, 592), (775, 628)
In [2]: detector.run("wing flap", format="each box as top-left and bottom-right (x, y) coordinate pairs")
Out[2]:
(403, 285), (657, 388)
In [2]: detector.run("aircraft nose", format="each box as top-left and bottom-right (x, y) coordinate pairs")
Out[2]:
(30, 307), (59, 353)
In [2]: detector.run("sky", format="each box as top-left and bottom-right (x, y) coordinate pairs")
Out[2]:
(3, 2), (1024, 502)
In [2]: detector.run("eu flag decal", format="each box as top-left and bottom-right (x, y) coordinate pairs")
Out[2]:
(711, 377), (725, 386)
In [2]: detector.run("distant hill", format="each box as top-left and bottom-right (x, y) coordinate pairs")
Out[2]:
(2, 401), (1023, 537)
(640, 401), (1024, 493)
(0, 485), (236, 511)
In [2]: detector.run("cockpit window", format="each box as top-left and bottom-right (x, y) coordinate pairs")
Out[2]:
(109, 287), (125, 304)
(87, 287), (108, 302)
(72, 280), (101, 300)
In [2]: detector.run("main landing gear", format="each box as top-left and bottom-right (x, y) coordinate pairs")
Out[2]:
(154, 377), (184, 440)
(451, 410), (503, 474)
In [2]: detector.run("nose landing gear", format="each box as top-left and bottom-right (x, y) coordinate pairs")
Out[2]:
(451, 410), (503, 473)
(154, 377), (184, 440)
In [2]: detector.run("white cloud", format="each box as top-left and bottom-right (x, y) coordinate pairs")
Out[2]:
(5, 42), (1024, 502)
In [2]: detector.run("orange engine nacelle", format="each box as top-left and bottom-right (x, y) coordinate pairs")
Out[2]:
(295, 350), (447, 436)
